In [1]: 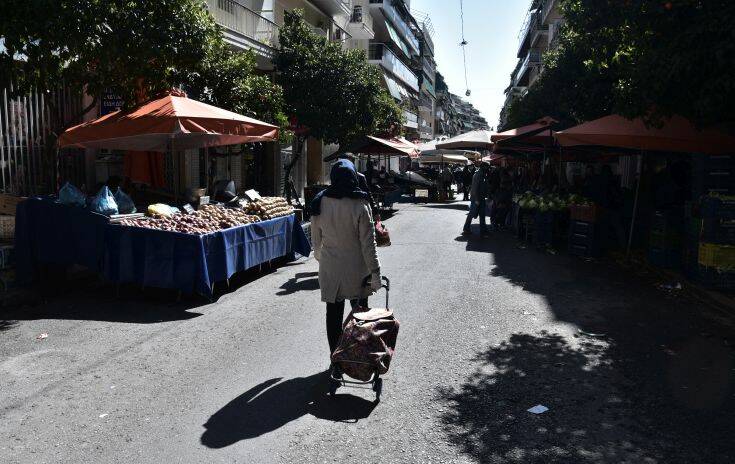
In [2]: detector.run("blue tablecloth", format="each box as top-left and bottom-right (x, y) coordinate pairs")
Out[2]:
(15, 197), (110, 284)
(15, 198), (311, 295)
(104, 214), (310, 296)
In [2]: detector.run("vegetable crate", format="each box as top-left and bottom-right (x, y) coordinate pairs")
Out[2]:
(570, 204), (599, 222)
(698, 242), (735, 271)
(533, 211), (554, 247)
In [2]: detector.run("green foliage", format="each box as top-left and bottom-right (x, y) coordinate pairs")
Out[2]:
(275, 10), (403, 146)
(0, 0), (219, 107)
(504, 0), (735, 130)
(185, 41), (289, 140)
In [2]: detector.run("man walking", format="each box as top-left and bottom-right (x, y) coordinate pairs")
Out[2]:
(462, 162), (490, 236)
(462, 165), (474, 201)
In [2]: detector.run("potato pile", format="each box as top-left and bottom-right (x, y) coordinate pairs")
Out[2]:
(118, 204), (260, 235)
(245, 196), (294, 220)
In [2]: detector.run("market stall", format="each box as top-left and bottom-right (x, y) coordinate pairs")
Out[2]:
(555, 114), (735, 288)
(16, 92), (310, 297)
(435, 130), (494, 151)
(325, 135), (419, 210)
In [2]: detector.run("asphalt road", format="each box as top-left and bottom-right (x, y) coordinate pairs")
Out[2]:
(2, 201), (735, 463)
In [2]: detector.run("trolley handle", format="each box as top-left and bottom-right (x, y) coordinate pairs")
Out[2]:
(362, 275), (390, 308)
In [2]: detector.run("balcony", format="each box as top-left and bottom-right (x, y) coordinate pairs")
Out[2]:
(368, 43), (419, 92)
(541, 0), (559, 25)
(368, 0), (421, 56)
(310, 0), (352, 16)
(347, 5), (375, 39)
(421, 78), (436, 98)
(404, 110), (418, 129)
(206, 0), (279, 57)
(513, 49), (541, 87)
(517, 10), (547, 58)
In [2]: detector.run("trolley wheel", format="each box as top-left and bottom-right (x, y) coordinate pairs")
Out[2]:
(372, 377), (383, 400)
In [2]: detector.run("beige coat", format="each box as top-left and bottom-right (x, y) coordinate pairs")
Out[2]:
(311, 196), (380, 303)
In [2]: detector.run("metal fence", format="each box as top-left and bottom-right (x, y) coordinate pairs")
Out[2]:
(0, 84), (86, 196)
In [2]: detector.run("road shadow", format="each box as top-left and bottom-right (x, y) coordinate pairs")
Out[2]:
(277, 272), (319, 296)
(420, 203), (469, 211)
(0, 319), (16, 331)
(201, 371), (377, 448)
(440, 228), (735, 462)
(439, 331), (735, 463)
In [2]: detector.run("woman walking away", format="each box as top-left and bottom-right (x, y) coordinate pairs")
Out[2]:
(310, 159), (382, 363)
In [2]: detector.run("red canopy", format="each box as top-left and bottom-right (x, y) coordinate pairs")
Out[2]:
(492, 116), (558, 144)
(58, 94), (279, 152)
(554, 114), (735, 155)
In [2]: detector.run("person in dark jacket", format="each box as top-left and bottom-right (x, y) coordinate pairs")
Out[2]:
(462, 163), (490, 236)
(462, 165), (475, 201)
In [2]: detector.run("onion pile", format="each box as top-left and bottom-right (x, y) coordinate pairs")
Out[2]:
(118, 204), (260, 235)
(245, 197), (294, 220)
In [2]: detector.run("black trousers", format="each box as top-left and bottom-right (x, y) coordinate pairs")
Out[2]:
(326, 298), (368, 355)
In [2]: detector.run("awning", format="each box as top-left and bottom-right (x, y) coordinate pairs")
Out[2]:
(58, 93), (279, 151)
(419, 147), (481, 160)
(492, 116), (558, 145)
(325, 135), (420, 161)
(554, 114), (735, 154)
(435, 130), (494, 150)
(419, 153), (470, 165)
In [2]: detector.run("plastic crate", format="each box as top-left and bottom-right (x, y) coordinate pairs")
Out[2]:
(0, 244), (13, 270)
(570, 204), (599, 222)
(698, 242), (735, 270)
(700, 196), (735, 219)
(696, 266), (735, 291)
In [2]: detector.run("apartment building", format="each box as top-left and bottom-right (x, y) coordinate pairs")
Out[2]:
(412, 10), (437, 142)
(205, 0), (354, 196)
(434, 91), (488, 138)
(498, 0), (564, 129)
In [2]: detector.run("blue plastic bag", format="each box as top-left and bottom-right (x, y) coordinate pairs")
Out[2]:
(58, 182), (86, 207)
(113, 187), (136, 214)
(90, 186), (119, 216)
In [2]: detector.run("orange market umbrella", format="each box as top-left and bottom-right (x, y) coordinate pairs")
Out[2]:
(492, 116), (558, 145)
(58, 93), (279, 151)
(554, 114), (735, 154)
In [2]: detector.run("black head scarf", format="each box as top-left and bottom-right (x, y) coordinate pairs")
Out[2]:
(310, 159), (370, 216)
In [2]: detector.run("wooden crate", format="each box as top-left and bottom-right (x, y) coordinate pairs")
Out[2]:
(0, 215), (14, 240)
(0, 194), (27, 216)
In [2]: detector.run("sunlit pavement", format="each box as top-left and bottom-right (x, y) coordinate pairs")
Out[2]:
(1, 201), (734, 463)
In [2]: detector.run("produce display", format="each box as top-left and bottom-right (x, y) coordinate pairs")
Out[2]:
(119, 204), (260, 235)
(517, 192), (570, 212)
(245, 197), (294, 220)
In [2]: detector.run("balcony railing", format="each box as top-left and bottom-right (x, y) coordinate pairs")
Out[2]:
(513, 49), (542, 87)
(517, 10), (547, 57)
(368, 43), (419, 92)
(369, 0), (420, 56)
(541, 0), (558, 24)
(207, 0), (279, 50)
(404, 109), (418, 129)
(421, 78), (436, 98)
(310, 0), (352, 16)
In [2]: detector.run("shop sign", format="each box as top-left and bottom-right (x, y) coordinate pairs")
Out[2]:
(100, 90), (124, 116)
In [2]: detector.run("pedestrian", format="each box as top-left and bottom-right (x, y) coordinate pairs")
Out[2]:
(310, 159), (382, 363)
(492, 170), (513, 230)
(442, 165), (454, 199)
(462, 162), (490, 236)
(462, 164), (474, 201)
